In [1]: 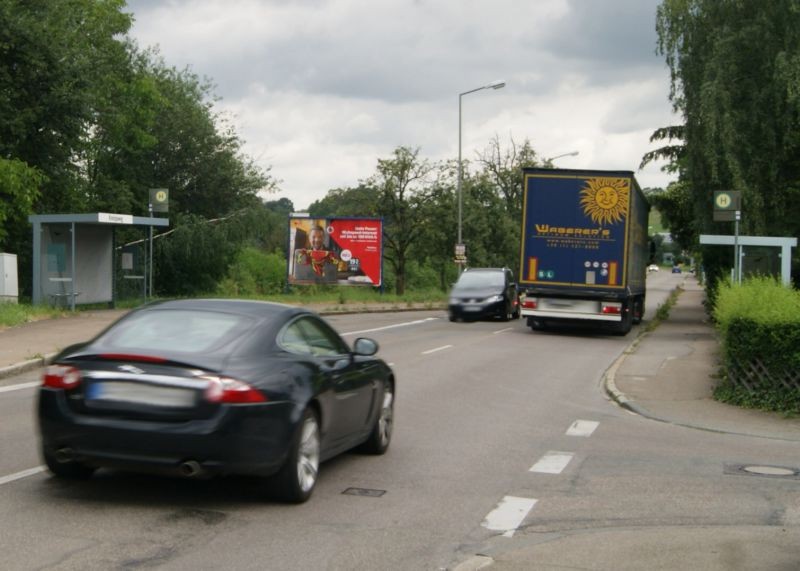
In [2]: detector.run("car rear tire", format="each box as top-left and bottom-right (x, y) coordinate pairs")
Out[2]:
(272, 408), (320, 503)
(359, 381), (394, 455)
(43, 448), (95, 480)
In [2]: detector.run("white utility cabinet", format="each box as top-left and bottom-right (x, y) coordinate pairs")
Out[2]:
(0, 253), (19, 303)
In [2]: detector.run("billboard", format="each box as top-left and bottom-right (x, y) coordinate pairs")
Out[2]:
(287, 216), (383, 286)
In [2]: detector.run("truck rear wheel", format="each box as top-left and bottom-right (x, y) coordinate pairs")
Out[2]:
(614, 309), (633, 336)
(528, 318), (546, 332)
(631, 296), (644, 325)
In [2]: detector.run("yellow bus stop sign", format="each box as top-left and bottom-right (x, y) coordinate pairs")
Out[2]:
(149, 188), (169, 213)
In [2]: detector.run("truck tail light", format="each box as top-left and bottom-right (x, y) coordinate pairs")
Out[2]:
(601, 303), (622, 315)
(522, 299), (538, 309)
(42, 365), (82, 389)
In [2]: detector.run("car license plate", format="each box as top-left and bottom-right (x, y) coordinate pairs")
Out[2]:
(464, 305), (481, 311)
(87, 382), (195, 407)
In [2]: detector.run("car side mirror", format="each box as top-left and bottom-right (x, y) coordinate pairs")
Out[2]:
(353, 337), (379, 356)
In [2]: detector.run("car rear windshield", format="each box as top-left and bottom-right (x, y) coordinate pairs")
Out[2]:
(456, 271), (505, 288)
(97, 309), (253, 354)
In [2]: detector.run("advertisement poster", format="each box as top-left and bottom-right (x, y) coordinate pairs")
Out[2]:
(288, 216), (383, 286)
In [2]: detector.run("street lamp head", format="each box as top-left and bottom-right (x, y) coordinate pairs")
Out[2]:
(488, 80), (506, 90)
(546, 150), (580, 162)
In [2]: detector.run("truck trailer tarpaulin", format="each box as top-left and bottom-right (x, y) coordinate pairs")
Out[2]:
(518, 168), (649, 335)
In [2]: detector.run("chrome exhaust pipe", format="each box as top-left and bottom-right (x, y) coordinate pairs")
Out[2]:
(180, 460), (203, 478)
(54, 447), (74, 463)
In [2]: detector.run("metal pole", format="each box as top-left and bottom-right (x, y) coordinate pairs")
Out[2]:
(70, 222), (76, 311)
(149, 203), (154, 299)
(455, 80), (505, 272)
(457, 93), (463, 247)
(734, 210), (740, 284)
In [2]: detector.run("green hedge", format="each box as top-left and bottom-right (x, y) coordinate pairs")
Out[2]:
(713, 277), (800, 413)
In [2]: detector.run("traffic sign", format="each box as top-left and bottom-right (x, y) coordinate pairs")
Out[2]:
(149, 188), (169, 213)
(713, 190), (740, 222)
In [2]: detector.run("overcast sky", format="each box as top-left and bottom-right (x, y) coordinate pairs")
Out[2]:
(123, 0), (678, 210)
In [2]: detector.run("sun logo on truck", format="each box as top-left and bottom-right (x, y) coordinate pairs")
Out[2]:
(579, 177), (629, 225)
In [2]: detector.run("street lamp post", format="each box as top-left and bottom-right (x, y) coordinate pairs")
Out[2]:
(457, 80), (505, 267)
(545, 150), (579, 164)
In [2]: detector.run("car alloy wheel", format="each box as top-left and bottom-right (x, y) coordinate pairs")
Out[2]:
(296, 412), (320, 494)
(273, 408), (320, 503)
(376, 387), (394, 448)
(360, 382), (394, 454)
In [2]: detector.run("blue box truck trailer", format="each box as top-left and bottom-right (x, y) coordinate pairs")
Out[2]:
(518, 168), (649, 335)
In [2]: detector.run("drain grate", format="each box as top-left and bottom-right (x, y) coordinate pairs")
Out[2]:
(342, 487), (386, 497)
(724, 463), (800, 480)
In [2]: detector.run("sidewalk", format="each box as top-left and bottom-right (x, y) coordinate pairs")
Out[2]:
(606, 275), (800, 441)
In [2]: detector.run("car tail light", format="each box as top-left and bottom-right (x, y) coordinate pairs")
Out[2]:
(522, 299), (538, 309)
(601, 303), (622, 315)
(42, 365), (81, 389)
(203, 376), (266, 404)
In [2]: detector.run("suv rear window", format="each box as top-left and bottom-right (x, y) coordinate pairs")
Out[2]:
(456, 271), (505, 288)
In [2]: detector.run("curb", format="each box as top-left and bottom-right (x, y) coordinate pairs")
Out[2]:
(0, 352), (57, 381)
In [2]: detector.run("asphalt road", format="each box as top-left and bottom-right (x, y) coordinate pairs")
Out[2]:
(1, 273), (798, 570)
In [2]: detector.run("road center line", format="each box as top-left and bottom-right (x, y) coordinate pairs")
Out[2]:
(341, 317), (439, 336)
(530, 451), (574, 474)
(566, 420), (599, 437)
(482, 496), (538, 538)
(421, 345), (452, 355)
(0, 381), (40, 393)
(0, 466), (46, 486)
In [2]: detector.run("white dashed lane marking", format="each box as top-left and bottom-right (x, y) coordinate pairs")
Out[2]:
(0, 466), (46, 486)
(421, 345), (453, 355)
(0, 381), (39, 393)
(566, 420), (599, 437)
(530, 451), (574, 474)
(482, 496), (538, 538)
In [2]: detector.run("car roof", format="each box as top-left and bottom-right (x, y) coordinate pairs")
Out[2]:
(139, 298), (308, 319)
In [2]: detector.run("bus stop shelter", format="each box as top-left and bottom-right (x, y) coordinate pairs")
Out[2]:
(29, 213), (169, 310)
(699, 234), (797, 285)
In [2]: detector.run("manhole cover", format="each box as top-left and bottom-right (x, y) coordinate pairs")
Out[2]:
(743, 466), (795, 476)
(724, 463), (800, 479)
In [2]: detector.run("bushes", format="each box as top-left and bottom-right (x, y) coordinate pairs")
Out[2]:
(714, 277), (800, 413)
(218, 247), (287, 297)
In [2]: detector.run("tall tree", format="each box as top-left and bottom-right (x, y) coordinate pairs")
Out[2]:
(0, 0), (133, 213)
(477, 135), (542, 219)
(656, 0), (800, 252)
(367, 147), (437, 295)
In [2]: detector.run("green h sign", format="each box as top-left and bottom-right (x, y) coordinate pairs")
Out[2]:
(713, 190), (740, 222)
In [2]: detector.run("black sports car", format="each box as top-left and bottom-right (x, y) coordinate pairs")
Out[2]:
(37, 299), (395, 503)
